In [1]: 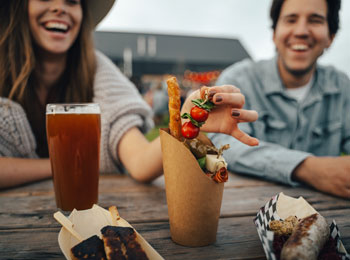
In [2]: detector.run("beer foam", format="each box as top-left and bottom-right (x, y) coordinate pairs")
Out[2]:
(46, 103), (100, 114)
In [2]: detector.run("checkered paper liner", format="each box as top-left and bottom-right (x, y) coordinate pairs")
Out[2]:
(254, 193), (350, 260)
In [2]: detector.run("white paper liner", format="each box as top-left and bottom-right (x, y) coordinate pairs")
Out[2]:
(254, 192), (349, 260)
(57, 204), (164, 260)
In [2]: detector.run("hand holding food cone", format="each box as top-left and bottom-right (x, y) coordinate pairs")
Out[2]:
(160, 77), (230, 246)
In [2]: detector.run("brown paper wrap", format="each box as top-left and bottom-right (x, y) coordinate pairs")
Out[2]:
(160, 128), (224, 247)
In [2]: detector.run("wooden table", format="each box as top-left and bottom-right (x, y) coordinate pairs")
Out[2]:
(0, 173), (349, 259)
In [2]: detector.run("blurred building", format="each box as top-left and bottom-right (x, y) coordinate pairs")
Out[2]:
(94, 31), (251, 121)
(94, 31), (251, 80)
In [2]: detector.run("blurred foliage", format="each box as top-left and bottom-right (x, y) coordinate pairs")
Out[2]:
(145, 114), (169, 141)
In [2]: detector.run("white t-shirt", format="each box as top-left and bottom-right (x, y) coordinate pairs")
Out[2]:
(285, 77), (313, 102)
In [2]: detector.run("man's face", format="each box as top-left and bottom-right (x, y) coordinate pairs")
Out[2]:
(273, 0), (334, 77)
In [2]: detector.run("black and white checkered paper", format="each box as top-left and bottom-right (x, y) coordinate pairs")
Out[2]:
(254, 193), (350, 260)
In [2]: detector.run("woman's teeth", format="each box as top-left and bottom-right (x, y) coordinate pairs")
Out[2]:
(44, 22), (68, 32)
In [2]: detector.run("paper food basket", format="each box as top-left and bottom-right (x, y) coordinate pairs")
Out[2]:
(254, 192), (350, 260)
(159, 128), (224, 247)
(57, 204), (164, 260)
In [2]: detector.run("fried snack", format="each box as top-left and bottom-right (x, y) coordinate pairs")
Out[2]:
(101, 226), (149, 260)
(109, 206), (121, 225)
(166, 77), (182, 140)
(269, 216), (299, 236)
(71, 235), (107, 260)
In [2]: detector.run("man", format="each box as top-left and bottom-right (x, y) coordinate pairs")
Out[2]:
(209, 0), (350, 199)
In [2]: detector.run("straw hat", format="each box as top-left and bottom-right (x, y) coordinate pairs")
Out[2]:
(86, 0), (116, 27)
(1, 0), (115, 28)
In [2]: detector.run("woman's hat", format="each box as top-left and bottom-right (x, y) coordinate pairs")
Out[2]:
(87, 0), (116, 27)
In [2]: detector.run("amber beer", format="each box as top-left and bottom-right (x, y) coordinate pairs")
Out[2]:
(46, 104), (101, 211)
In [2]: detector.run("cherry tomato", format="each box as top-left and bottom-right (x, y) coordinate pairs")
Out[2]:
(190, 106), (209, 122)
(181, 122), (199, 139)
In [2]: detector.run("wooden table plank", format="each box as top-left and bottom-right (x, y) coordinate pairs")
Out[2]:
(0, 227), (64, 260)
(0, 172), (272, 195)
(0, 174), (349, 259)
(221, 185), (350, 217)
(0, 216), (267, 260)
(1, 177), (349, 227)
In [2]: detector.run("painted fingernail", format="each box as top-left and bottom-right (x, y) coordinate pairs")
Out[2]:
(231, 109), (240, 117)
(208, 89), (216, 99)
(215, 95), (223, 103)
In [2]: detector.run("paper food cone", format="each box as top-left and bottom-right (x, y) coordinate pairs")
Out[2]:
(159, 128), (224, 247)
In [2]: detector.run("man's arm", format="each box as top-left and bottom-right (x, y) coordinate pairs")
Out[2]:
(209, 132), (311, 186)
(292, 156), (350, 199)
(211, 132), (350, 199)
(0, 158), (51, 189)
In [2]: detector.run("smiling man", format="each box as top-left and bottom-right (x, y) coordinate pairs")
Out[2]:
(209, 0), (350, 199)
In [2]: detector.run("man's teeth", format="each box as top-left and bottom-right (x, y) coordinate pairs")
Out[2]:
(45, 22), (68, 31)
(291, 44), (308, 51)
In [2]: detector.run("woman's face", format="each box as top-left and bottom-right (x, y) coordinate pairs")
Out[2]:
(28, 0), (83, 56)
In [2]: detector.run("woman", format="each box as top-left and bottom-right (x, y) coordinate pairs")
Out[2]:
(0, 0), (259, 189)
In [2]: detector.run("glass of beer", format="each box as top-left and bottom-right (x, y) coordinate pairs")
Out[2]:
(46, 103), (101, 211)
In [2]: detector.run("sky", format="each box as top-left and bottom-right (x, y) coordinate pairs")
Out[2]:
(97, 0), (350, 77)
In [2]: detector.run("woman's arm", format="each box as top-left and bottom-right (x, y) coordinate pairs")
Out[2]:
(117, 127), (163, 183)
(0, 158), (51, 189)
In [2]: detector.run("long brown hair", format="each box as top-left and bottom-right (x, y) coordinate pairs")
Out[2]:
(0, 0), (96, 104)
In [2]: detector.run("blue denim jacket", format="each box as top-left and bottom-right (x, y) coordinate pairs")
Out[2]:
(209, 57), (350, 186)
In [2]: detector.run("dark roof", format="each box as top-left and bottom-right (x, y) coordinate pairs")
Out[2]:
(93, 31), (251, 75)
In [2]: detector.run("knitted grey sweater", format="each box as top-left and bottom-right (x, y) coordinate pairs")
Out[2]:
(0, 51), (154, 174)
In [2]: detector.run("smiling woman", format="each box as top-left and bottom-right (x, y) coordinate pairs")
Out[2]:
(0, 0), (153, 187)
(0, 0), (96, 106)
(0, 0), (259, 189)
(28, 0), (83, 55)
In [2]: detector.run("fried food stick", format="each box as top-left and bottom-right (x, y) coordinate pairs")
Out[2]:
(109, 206), (121, 226)
(101, 226), (149, 260)
(166, 77), (182, 140)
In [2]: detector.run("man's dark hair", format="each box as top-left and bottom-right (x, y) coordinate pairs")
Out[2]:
(270, 0), (341, 35)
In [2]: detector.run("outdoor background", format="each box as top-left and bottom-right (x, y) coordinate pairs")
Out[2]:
(98, 0), (350, 77)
